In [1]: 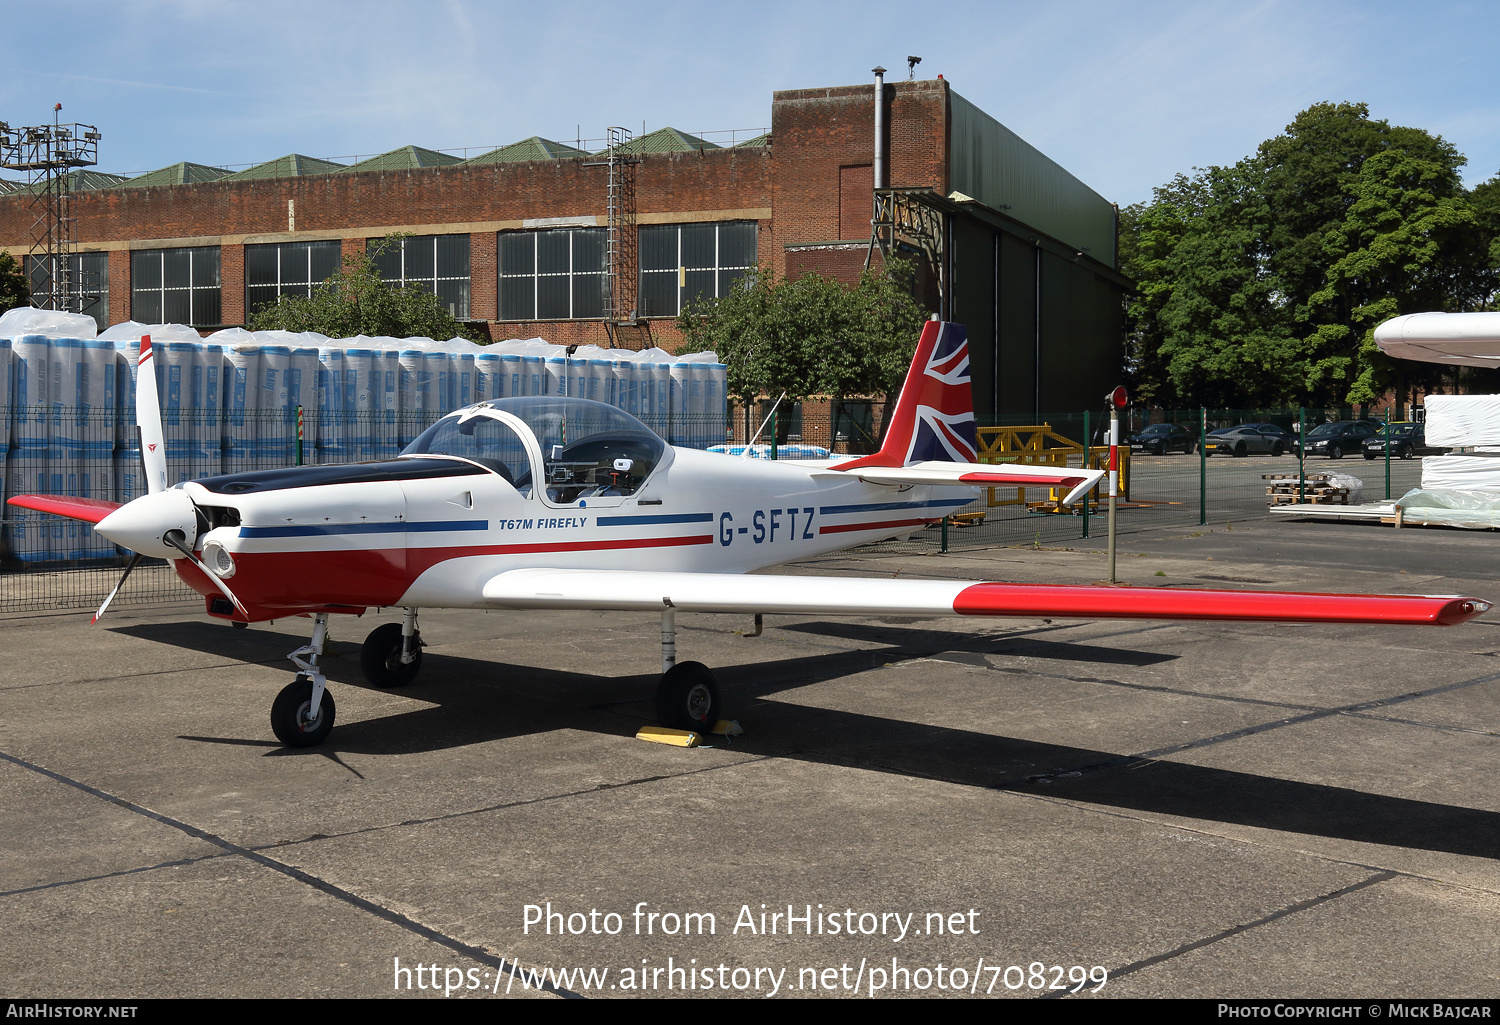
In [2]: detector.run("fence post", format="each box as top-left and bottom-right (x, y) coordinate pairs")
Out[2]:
(296, 405), (303, 466)
(1198, 407), (1207, 526)
(1081, 408), (1090, 539)
(941, 515), (949, 553)
(1298, 407), (1306, 503)
(770, 409), (777, 461)
(1384, 418), (1391, 501)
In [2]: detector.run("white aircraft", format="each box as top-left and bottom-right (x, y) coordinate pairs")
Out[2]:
(9, 320), (1490, 747)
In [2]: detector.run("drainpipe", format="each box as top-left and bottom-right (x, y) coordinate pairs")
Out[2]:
(873, 66), (887, 189)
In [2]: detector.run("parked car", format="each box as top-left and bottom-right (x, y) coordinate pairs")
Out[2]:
(1362, 422), (1447, 460)
(1129, 423), (1196, 455)
(1203, 423), (1293, 457)
(1292, 421), (1377, 459)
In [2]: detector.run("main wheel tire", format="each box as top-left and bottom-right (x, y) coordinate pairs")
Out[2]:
(361, 622), (422, 688)
(656, 661), (721, 733)
(271, 675), (335, 747)
(1400, 445), (1414, 460)
(1234, 442), (1247, 457)
(1329, 444), (1343, 459)
(1272, 443), (1284, 457)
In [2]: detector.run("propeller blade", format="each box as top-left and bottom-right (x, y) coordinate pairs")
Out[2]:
(136, 335), (168, 496)
(92, 552), (144, 624)
(162, 529), (248, 619)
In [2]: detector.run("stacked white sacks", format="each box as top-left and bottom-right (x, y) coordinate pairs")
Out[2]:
(0, 317), (728, 562)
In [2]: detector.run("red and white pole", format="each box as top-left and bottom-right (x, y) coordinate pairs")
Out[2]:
(1106, 386), (1128, 583)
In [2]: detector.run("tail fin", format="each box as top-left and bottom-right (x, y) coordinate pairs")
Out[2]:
(835, 319), (976, 470)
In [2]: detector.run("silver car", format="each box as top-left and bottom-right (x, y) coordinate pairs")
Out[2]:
(1203, 423), (1292, 457)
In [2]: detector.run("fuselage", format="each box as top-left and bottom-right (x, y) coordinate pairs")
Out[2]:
(176, 438), (978, 621)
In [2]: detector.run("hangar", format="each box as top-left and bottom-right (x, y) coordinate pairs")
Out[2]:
(0, 73), (1128, 420)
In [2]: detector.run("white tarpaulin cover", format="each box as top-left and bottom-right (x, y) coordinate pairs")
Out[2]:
(1396, 488), (1500, 529)
(1421, 454), (1500, 492)
(1420, 394), (1500, 448)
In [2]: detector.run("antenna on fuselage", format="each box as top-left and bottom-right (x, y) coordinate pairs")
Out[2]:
(743, 392), (786, 458)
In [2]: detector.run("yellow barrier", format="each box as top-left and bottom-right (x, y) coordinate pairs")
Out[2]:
(974, 425), (1129, 511)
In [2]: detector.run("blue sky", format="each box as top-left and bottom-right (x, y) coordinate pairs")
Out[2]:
(4, 0), (1496, 206)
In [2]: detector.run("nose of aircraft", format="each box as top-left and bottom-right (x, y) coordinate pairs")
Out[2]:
(96, 488), (201, 560)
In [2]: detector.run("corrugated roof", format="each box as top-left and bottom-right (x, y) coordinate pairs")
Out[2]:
(463, 136), (589, 164)
(608, 128), (720, 155)
(115, 161), (231, 189)
(13, 169), (130, 194)
(340, 145), (463, 173)
(221, 154), (347, 181)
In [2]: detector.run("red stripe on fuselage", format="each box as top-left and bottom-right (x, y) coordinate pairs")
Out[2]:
(177, 534), (714, 618)
(819, 518), (938, 535)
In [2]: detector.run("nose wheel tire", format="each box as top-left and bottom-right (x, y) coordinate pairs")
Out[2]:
(271, 675), (336, 747)
(361, 622), (423, 688)
(656, 661), (721, 733)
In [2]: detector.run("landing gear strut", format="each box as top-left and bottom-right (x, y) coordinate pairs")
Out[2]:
(654, 608), (721, 732)
(272, 612), (336, 747)
(361, 608), (423, 688)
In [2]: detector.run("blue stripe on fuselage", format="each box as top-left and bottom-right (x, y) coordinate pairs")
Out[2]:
(818, 498), (973, 515)
(239, 520), (488, 538)
(596, 513), (715, 526)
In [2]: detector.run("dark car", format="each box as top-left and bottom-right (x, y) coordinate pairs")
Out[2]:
(1129, 423), (1196, 455)
(1203, 422), (1293, 457)
(1292, 421), (1377, 459)
(1361, 422), (1447, 460)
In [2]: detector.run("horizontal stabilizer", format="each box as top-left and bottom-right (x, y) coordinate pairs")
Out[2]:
(822, 460), (1104, 506)
(6, 494), (123, 525)
(481, 568), (1488, 626)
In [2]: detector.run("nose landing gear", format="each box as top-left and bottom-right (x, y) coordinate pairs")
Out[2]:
(272, 612), (336, 747)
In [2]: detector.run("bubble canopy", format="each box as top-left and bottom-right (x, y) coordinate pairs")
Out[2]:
(401, 396), (668, 504)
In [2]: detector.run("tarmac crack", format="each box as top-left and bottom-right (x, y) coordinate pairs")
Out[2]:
(0, 746), (585, 998)
(1041, 870), (1398, 996)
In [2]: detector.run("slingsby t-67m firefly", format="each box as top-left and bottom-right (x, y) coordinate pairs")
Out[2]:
(9, 320), (1490, 747)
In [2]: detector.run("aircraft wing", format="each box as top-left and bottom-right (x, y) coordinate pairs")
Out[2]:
(820, 461), (1105, 507)
(481, 568), (1487, 626)
(6, 495), (123, 524)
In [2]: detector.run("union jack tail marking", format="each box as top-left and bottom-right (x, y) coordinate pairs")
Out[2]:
(835, 320), (977, 469)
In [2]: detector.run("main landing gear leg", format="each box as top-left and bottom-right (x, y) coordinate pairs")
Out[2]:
(654, 607), (721, 732)
(360, 607), (423, 688)
(272, 612), (336, 747)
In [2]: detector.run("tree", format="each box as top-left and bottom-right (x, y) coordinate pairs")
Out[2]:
(0, 250), (28, 316)
(1121, 103), (1495, 409)
(248, 235), (481, 341)
(676, 261), (926, 411)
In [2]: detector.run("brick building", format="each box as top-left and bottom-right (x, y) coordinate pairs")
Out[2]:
(0, 75), (1129, 423)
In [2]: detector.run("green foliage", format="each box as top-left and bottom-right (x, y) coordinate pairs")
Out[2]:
(0, 250), (29, 316)
(676, 261), (927, 407)
(1121, 102), (1497, 408)
(248, 235), (481, 341)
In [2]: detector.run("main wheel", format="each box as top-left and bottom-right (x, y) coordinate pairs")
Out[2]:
(1272, 442), (1284, 457)
(656, 661), (721, 733)
(1234, 442), (1247, 457)
(1400, 444), (1414, 460)
(1328, 444), (1343, 459)
(271, 675), (335, 747)
(361, 623), (422, 688)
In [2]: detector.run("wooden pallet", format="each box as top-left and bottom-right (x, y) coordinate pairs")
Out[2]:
(1263, 473), (1350, 505)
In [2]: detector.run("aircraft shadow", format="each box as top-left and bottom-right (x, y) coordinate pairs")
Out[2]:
(110, 620), (1500, 861)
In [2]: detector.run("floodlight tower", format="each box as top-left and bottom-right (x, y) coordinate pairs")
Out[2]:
(0, 105), (101, 312)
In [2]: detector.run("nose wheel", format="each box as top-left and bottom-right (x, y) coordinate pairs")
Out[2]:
(271, 674), (336, 747)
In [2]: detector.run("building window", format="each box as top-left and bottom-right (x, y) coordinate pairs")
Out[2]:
(369, 234), (470, 319)
(498, 228), (606, 321)
(24, 252), (109, 330)
(639, 221), (757, 318)
(246, 240), (341, 315)
(131, 246), (221, 326)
